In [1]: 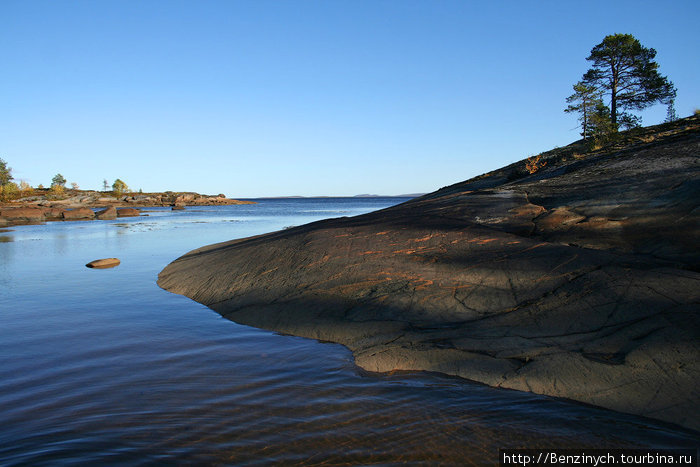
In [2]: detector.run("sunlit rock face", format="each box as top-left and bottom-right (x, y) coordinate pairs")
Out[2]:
(159, 117), (700, 431)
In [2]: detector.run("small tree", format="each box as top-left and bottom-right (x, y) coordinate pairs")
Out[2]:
(19, 180), (32, 195)
(588, 102), (615, 146)
(103, 179), (109, 191)
(51, 173), (67, 188)
(581, 33), (676, 130)
(0, 158), (13, 186)
(0, 182), (19, 201)
(565, 82), (603, 140)
(70, 182), (80, 190)
(665, 99), (678, 123)
(112, 179), (129, 195)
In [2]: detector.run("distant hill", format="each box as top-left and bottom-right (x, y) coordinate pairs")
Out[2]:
(254, 194), (425, 199)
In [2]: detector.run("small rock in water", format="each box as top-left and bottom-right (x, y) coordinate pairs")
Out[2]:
(86, 258), (121, 269)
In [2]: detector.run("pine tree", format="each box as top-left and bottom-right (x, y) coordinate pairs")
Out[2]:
(581, 34), (676, 130)
(0, 158), (12, 186)
(565, 82), (603, 140)
(588, 102), (615, 145)
(51, 173), (66, 188)
(665, 99), (678, 123)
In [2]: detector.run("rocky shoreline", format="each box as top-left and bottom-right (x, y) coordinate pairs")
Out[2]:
(158, 117), (699, 431)
(0, 191), (254, 226)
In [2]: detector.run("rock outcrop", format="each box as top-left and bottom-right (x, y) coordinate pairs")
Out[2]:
(158, 117), (700, 431)
(116, 208), (140, 217)
(42, 207), (66, 220)
(62, 207), (95, 220)
(95, 206), (117, 220)
(0, 191), (255, 226)
(0, 207), (45, 223)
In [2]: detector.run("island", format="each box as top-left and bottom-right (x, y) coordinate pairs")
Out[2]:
(158, 115), (699, 431)
(0, 191), (254, 226)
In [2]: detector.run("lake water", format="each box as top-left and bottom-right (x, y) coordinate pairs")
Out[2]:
(0, 198), (696, 465)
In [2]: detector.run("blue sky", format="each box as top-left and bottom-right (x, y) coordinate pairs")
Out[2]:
(2, 0), (698, 197)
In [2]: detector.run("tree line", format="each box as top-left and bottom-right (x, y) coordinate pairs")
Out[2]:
(0, 160), (131, 201)
(565, 33), (677, 144)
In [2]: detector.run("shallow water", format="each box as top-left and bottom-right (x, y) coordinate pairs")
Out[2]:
(0, 199), (696, 465)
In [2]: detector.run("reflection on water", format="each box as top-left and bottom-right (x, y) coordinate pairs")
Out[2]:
(0, 235), (13, 242)
(0, 200), (696, 465)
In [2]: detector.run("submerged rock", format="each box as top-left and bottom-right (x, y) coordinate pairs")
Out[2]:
(158, 117), (700, 431)
(86, 258), (121, 269)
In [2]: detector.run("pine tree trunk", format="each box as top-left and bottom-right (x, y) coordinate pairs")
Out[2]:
(610, 62), (618, 129)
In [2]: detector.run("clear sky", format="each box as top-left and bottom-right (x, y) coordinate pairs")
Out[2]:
(2, 0), (698, 197)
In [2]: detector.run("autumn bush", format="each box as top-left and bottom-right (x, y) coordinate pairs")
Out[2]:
(525, 154), (547, 174)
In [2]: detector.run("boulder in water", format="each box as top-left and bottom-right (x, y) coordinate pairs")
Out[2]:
(86, 258), (121, 269)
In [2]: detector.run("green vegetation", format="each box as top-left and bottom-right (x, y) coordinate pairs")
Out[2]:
(568, 34), (676, 140)
(565, 82), (603, 140)
(112, 179), (129, 196)
(0, 158), (12, 186)
(0, 160), (136, 202)
(0, 158), (17, 201)
(0, 182), (19, 201)
(50, 173), (67, 196)
(665, 99), (678, 123)
(51, 173), (67, 188)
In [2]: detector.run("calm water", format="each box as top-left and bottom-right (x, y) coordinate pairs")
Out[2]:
(0, 198), (696, 465)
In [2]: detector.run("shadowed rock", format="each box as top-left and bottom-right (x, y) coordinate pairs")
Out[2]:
(158, 117), (700, 431)
(42, 207), (66, 220)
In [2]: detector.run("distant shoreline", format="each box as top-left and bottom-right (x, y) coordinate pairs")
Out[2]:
(0, 190), (254, 226)
(247, 194), (425, 200)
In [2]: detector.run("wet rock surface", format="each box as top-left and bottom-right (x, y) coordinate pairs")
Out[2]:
(158, 117), (700, 431)
(86, 258), (121, 269)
